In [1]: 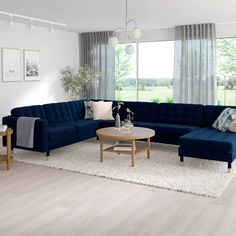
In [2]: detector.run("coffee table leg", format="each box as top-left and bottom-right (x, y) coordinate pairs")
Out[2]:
(147, 137), (151, 159)
(100, 138), (104, 162)
(131, 140), (135, 167)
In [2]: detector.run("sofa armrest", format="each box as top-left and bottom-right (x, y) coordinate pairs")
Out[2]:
(2, 116), (48, 152)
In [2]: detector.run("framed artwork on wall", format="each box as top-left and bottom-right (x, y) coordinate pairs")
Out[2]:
(2, 48), (21, 82)
(24, 50), (40, 81)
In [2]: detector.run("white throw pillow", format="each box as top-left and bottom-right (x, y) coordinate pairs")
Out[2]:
(92, 101), (114, 120)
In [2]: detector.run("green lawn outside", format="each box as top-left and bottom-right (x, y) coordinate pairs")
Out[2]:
(115, 86), (236, 105)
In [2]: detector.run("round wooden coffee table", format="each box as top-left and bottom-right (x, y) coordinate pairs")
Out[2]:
(96, 127), (155, 167)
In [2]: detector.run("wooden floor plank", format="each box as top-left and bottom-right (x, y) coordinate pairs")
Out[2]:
(0, 161), (236, 236)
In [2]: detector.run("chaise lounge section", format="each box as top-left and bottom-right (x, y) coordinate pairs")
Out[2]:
(2, 100), (236, 171)
(179, 105), (236, 171)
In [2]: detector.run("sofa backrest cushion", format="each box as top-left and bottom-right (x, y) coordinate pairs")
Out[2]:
(43, 102), (73, 125)
(117, 101), (157, 122)
(156, 103), (204, 126)
(203, 105), (236, 127)
(68, 100), (85, 121)
(11, 105), (47, 120)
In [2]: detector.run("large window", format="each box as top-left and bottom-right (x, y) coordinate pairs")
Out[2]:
(115, 38), (236, 105)
(115, 41), (174, 102)
(138, 42), (174, 102)
(217, 38), (236, 105)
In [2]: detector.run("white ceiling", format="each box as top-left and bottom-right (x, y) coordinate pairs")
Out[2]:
(0, 0), (236, 32)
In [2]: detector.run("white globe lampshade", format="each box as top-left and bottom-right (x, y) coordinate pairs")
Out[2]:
(132, 28), (142, 39)
(125, 44), (135, 55)
(108, 36), (119, 47)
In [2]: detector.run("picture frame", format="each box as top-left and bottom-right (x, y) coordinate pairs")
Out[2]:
(24, 50), (40, 81)
(2, 48), (21, 82)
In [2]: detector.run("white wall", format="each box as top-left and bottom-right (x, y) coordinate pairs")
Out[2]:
(0, 20), (79, 121)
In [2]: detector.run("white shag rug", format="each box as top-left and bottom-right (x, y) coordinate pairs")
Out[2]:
(13, 140), (235, 198)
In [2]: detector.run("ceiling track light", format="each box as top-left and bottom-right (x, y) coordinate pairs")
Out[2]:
(8, 14), (14, 26)
(0, 10), (66, 31)
(109, 0), (142, 55)
(29, 18), (34, 30)
(49, 23), (55, 32)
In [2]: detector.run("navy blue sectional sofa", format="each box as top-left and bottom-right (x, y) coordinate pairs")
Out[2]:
(2, 100), (236, 171)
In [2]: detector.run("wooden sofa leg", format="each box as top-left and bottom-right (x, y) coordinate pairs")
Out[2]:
(46, 151), (50, 157)
(228, 162), (232, 173)
(180, 156), (184, 162)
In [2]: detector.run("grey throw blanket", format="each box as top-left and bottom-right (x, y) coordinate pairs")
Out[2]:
(16, 117), (39, 148)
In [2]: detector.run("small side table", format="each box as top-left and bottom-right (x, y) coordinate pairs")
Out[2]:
(0, 128), (13, 170)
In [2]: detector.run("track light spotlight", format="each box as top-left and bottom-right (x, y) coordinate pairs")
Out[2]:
(49, 23), (55, 32)
(8, 14), (14, 26)
(29, 19), (34, 30)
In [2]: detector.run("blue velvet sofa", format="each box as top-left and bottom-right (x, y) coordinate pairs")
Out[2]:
(2, 100), (236, 171)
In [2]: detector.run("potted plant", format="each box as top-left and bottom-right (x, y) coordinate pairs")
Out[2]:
(121, 108), (134, 131)
(61, 65), (100, 99)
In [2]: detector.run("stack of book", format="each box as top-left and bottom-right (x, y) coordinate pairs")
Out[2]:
(114, 141), (135, 151)
(0, 125), (7, 132)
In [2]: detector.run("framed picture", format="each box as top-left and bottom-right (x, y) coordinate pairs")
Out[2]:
(2, 48), (21, 82)
(24, 50), (40, 81)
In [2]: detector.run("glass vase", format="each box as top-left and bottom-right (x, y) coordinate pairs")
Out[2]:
(115, 114), (121, 130)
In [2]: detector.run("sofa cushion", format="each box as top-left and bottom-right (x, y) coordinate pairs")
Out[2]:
(118, 101), (157, 122)
(133, 121), (199, 137)
(43, 102), (73, 125)
(48, 123), (76, 141)
(92, 101), (114, 120)
(98, 120), (115, 129)
(179, 127), (236, 153)
(203, 105), (236, 127)
(68, 100), (85, 121)
(11, 105), (46, 120)
(156, 103), (204, 126)
(74, 120), (98, 136)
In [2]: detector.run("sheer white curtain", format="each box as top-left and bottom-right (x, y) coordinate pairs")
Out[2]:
(173, 23), (217, 105)
(80, 31), (115, 100)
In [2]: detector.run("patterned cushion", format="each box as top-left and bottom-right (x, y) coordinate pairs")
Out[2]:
(212, 108), (236, 132)
(84, 101), (93, 119)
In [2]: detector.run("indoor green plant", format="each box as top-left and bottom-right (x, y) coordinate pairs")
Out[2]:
(61, 65), (100, 99)
(121, 108), (134, 131)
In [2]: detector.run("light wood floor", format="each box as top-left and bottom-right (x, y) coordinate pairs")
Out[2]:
(1, 161), (236, 236)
